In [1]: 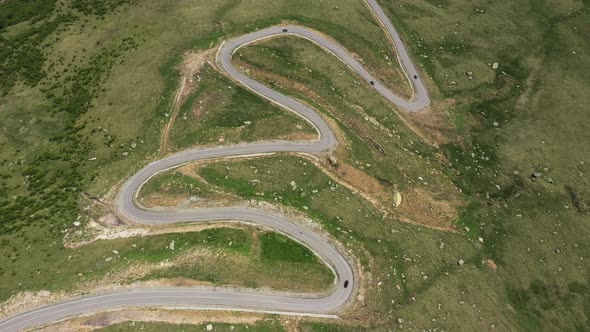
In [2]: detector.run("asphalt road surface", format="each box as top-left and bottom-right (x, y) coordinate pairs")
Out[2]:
(0, 0), (429, 330)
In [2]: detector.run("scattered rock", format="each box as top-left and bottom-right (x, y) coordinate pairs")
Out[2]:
(485, 259), (498, 271)
(290, 181), (297, 190)
(457, 259), (465, 266)
(531, 172), (542, 180)
(478, 237), (484, 243)
(218, 137), (225, 144)
(328, 155), (338, 166)
(546, 177), (555, 184)
(392, 191), (402, 207)
(73, 221), (81, 227)
(131, 142), (137, 149)
(243, 121), (252, 125)
(492, 62), (499, 69)
(206, 324), (213, 331)
(169, 240), (175, 250)
(493, 121), (499, 127)
(112, 250), (118, 255)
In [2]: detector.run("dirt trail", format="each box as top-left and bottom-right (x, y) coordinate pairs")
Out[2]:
(159, 49), (214, 155)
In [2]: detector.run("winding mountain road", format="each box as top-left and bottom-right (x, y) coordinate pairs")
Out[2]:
(0, 0), (429, 330)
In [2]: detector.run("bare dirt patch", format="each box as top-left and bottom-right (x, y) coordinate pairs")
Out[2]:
(65, 219), (232, 249)
(331, 159), (391, 202)
(315, 153), (459, 231)
(395, 188), (459, 231)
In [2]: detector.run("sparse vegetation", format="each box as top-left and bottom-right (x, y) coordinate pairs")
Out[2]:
(169, 64), (315, 149)
(139, 171), (210, 198)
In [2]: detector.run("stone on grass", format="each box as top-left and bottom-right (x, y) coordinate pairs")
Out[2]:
(392, 191), (402, 208)
(328, 156), (338, 166)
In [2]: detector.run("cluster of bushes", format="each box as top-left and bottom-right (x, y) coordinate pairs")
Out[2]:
(0, 0), (57, 30)
(43, 37), (138, 117)
(0, 3), (141, 233)
(0, 14), (76, 95)
(0, 122), (89, 234)
(70, 0), (135, 17)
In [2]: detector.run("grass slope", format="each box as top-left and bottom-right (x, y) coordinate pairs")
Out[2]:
(169, 64), (315, 149)
(0, 0), (414, 307)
